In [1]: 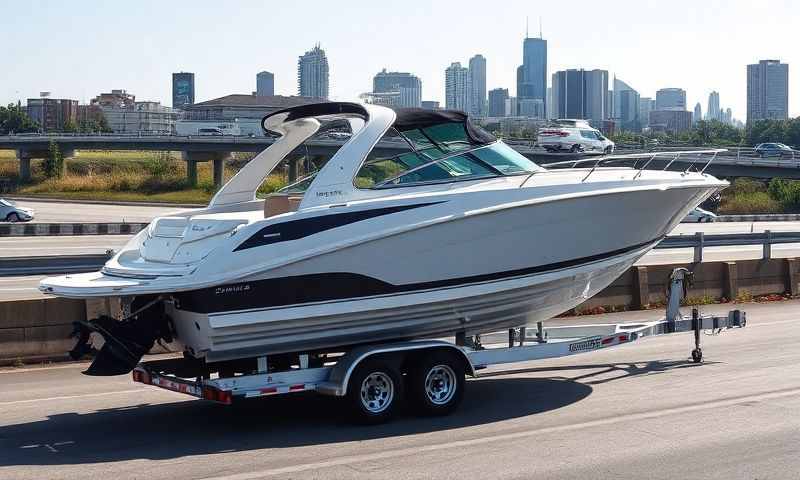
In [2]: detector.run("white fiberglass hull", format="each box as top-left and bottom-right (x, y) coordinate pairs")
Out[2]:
(173, 241), (650, 361)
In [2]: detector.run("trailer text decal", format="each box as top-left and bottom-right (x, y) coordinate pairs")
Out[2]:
(568, 337), (602, 352)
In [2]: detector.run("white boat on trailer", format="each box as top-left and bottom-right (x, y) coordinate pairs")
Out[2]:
(40, 102), (727, 379)
(133, 268), (745, 423)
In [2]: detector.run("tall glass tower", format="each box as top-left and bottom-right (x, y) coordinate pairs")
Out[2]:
(516, 32), (547, 116)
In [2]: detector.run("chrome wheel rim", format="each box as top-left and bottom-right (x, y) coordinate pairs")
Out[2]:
(424, 364), (457, 405)
(360, 372), (394, 413)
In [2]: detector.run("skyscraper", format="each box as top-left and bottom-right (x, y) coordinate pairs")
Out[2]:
(655, 88), (687, 111)
(372, 69), (422, 108)
(516, 31), (547, 117)
(747, 59), (789, 123)
(707, 91), (720, 120)
(693, 102), (702, 125)
(256, 71), (275, 97)
(551, 69), (609, 124)
(297, 44), (329, 99)
(639, 97), (655, 128)
(445, 62), (470, 112)
(613, 77), (640, 131)
(467, 55), (487, 118)
(488, 88), (509, 117)
(172, 72), (195, 109)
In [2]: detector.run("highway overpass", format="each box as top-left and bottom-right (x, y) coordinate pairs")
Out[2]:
(3, 135), (800, 188)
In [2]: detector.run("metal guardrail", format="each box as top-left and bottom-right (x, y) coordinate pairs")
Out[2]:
(0, 254), (111, 277)
(654, 230), (800, 263)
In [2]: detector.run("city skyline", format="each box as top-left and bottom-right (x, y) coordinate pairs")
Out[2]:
(2, 1), (799, 120)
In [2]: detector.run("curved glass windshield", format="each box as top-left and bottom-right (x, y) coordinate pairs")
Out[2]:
(358, 141), (543, 189)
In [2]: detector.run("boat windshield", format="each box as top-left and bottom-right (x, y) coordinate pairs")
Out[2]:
(359, 140), (543, 189)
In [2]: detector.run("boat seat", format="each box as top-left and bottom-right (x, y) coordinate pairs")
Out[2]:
(264, 193), (303, 218)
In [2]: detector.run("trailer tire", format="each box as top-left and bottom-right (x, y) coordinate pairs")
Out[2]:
(407, 351), (465, 417)
(345, 359), (403, 425)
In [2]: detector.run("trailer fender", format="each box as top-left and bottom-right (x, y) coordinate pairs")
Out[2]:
(316, 340), (475, 397)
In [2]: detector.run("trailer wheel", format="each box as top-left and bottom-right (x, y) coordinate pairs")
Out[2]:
(408, 351), (465, 416)
(346, 359), (402, 424)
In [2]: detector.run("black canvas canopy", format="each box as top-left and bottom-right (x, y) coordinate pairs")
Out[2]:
(262, 102), (496, 144)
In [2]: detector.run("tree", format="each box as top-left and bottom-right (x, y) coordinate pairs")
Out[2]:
(43, 140), (64, 178)
(0, 103), (39, 134)
(63, 119), (79, 133)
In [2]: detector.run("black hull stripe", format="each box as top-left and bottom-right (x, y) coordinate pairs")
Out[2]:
(235, 202), (443, 251)
(176, 237), (661, 314)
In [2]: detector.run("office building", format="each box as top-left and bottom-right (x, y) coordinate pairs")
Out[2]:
(505, 96), (518, 117)
(516, 33), (547, 117)
(445, 62), (470, 111)
(551, 69), (609, 124)
(25, 95), (78, 132)
(256, 71), (275, 97)
(649, 110), (692, 134)
(707, 91), (720, 121)
(747, 59), (789, 123)
(613, 78), (640, 131)
(421, 100), (440, 110)
(372, 69), (422, 108)
(468, 54), (487, 117)
(655, 88), (687, 111)
(488, 88), (509, 117)
(89, 90), (176, 134)
(172, 72), (195, 109)
(298, 44), (329, 99)
(639, 97), (655, 128)
(518, 98), (545, 119)
(694, 103), (702, 125)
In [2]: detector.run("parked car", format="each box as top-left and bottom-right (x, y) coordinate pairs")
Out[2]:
(0, 198), (34, 222)
(682, 207), (717, 223)
(754, 143), (794, 157)
(537, 120), (615, 154)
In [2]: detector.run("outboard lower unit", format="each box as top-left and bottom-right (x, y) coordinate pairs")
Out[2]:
(70, 297), (173, 376)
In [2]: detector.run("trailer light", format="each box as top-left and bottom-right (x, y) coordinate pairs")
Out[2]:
(132, 370), (151, 384)
(203, 386), (233, 404)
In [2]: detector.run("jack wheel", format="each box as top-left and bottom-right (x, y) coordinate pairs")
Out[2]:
(691, 348), (703, 363)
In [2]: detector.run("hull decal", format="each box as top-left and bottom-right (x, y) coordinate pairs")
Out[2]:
(177, 237), (662, 314)
(234, 202), (444, 251)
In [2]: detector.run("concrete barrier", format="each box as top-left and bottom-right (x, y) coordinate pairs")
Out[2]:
(0, 222), (148, 237)
(717, 214), (800, 222)
(1, 256), (798, 364)
(0, 297), (86, 364)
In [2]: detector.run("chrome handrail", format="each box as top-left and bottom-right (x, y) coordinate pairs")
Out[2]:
(544, 149), (728, 182)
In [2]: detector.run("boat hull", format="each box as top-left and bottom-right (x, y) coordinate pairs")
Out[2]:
(171, 182), (714, 362)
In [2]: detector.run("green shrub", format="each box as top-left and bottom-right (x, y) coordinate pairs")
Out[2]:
(719, 192), (782, 214)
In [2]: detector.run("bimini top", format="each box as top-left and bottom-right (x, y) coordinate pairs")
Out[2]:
(262, 102), (496, 144)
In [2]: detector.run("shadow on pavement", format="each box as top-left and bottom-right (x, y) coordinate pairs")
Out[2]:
(0, 358), (699, 467)
(0, 376), (589, 466)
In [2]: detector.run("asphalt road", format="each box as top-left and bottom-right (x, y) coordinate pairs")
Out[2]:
(5, 200), (186, 224)
(0, 301), (797, 479)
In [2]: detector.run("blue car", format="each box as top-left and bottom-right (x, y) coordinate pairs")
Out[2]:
(754, 143), (794, 158)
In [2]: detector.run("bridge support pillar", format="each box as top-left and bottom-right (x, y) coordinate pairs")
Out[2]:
(19, 157), (31, 182)
(182, 151), (230, 189)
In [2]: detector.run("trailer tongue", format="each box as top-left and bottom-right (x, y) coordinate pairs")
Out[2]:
(125, 267), (746, 424)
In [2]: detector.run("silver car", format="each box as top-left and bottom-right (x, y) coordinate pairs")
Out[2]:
(0, 198), (35, 222)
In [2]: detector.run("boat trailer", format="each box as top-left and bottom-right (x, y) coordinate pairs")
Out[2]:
(131, 267), (746, 423)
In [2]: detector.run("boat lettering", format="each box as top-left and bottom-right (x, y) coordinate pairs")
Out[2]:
(316, 190), (343, 198)
(215, 284), (251, 295)
(568, 337), (602, 352)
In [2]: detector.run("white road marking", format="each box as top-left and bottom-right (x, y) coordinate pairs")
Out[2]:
(0, 389), (145, 405)
(19, 441), (75, 453)
(200, 387), (800, 480)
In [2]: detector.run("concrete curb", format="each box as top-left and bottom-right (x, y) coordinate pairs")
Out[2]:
(717, 214), (800, 222)
(0, 222), (148, 237)
(6, 195), (204, 209)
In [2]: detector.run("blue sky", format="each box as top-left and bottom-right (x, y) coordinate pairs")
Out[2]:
(2, 0), (797, 120)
